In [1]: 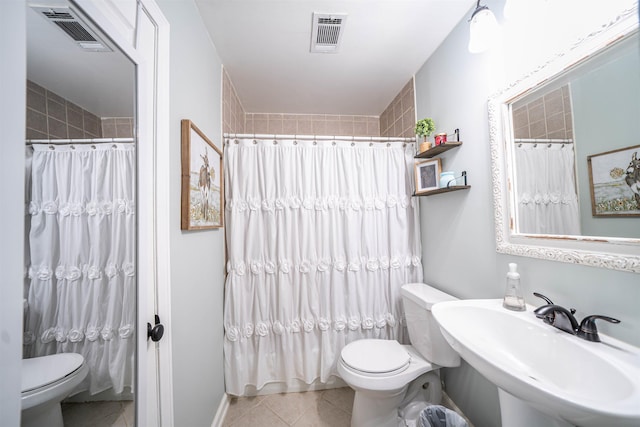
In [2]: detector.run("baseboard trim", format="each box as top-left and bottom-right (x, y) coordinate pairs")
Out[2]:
(211, 393), (230, 427)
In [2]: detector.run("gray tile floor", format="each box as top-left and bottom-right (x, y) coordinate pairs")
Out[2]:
(59, 388), (472, 427)
(223, 387), (354, 427)
(61, 400), (134, 427)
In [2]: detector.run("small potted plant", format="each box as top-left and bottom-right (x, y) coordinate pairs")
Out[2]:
(415, 118), (436, 152)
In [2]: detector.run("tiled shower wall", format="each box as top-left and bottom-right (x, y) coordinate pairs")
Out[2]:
(244, 113), (379, 137)
(512, 85), (573, 140)
(223, 69), (246, 134)
(26, 80), (133, 139)
(222, 72), (420, 138)
(26, 80), (102, 139)
(101, 118), (134, 138)
(380, 79), (416, 138)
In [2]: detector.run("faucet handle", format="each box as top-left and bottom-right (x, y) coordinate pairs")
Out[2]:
(577, 315), (621, 342)
(533, 293), (555, 319)
(533, 292), (553, 305)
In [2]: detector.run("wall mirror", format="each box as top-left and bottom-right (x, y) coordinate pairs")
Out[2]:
(25, 0), (138, 421)
(488, 6), (640, 273)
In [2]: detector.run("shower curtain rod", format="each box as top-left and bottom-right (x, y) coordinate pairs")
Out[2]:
(513, 138), (573, 144)
(223, 133), (416, 143)
(25, 137), (135, 145)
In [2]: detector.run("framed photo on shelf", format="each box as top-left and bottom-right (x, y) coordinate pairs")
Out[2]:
(181, 119), (224, 230)
(587, 144), (640, 217)
(414, 158), (441, 195)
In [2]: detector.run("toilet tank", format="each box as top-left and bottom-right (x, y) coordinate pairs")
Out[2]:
(401, 283), (460, 367)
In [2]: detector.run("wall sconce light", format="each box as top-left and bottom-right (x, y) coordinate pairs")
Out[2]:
(468, 0), (499, 53)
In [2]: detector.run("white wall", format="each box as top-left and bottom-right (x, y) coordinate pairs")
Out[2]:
(0, 1), (26, 425)
(414, 1), (640, 426)
(155, 1), (226, 426)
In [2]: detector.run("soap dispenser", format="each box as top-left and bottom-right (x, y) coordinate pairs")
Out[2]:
(503, 263), (526, 311)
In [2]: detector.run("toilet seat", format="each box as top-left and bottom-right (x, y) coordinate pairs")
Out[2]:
(22, 353), (85, 393)
(341, 339), (411, 376)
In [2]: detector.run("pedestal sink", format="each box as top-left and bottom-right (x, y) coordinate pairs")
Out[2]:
(432, 299), (640, 427)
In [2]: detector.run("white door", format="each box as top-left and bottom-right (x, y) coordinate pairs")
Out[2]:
(73, 1), (174, 425)
(134, 1), (174, 425)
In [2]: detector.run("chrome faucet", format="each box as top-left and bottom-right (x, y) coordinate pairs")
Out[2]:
(532, 292), (621, 342)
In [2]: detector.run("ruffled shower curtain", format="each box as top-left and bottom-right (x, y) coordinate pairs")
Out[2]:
(515, 143), (581, 235)
(24, 143), (136, 395)
(223, 137), (423, 396)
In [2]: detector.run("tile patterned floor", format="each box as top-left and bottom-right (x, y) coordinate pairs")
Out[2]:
(61, 400), (134, 427)
(223, 387), (355, 427)
(59, 388), (471, 427)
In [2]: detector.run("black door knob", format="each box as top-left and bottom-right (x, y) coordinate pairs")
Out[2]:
(147, 314), (164, 342)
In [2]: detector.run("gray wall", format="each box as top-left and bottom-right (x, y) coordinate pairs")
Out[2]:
(572, 37), (640, 237)
(414, 1), (640, 426)
(156, 1), (226, 426)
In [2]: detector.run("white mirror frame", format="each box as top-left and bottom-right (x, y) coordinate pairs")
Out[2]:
(488, 6), (640, 273)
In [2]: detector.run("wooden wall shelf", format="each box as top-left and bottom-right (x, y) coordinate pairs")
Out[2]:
(415, 142), (463, 159)
(413, 185), (471, 197)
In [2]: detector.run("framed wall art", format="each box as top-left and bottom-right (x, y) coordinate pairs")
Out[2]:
(587, 144), (640, 217)
(181, 119), (224, 230)
(414, 158), (441, 195)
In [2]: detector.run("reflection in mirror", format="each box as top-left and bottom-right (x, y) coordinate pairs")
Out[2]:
(24, 1), (136, 425)
(509, 33), (640, 239)
(511, 84), (580, 236)
(488, 5), (640, 272)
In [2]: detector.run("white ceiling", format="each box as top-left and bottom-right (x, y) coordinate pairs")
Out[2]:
(26, 0), (475, 119)
(196, 0), (476, 115)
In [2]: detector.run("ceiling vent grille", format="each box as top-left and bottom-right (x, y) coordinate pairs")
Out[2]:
(31, 6), (112, 52)
(310, 12), (347, 53)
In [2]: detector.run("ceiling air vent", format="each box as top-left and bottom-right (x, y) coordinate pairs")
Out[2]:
(310, 12), (347, 53)
(31, 6), (112, 52)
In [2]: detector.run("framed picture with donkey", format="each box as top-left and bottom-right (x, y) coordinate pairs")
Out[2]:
(587, 144), (640, 217)
(181, 119), (224, 230)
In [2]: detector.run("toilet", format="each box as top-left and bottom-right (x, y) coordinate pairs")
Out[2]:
(21, 353), (89, 427)
(337, 283), (460, 427)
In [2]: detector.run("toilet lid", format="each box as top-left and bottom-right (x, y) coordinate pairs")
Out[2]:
(22, 353), (85, 393)
(341, 339), (410, 375)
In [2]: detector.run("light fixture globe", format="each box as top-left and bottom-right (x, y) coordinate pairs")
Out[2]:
(468, 3), (499, 53)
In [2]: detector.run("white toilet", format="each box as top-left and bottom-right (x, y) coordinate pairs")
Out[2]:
(21, 353), (89, 427)
(337, 283), (460, 427)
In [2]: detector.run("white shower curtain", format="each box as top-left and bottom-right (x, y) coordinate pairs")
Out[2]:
(223, 137), (423, 396)
(515, 143), (581, 235)
(24, 143), (136, 395)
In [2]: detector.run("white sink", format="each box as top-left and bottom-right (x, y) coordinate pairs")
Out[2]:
(432, 299), (640, 427)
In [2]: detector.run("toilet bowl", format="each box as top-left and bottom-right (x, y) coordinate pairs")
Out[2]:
(337, 283), (460, 427)
(21, 353), (89, 427)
